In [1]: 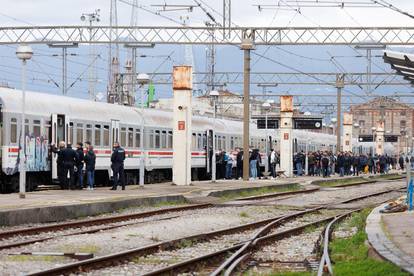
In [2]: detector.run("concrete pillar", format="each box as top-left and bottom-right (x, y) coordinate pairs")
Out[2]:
(376, 121), (385, 155)
(280, 96), (294, 177)
(343, 112), (353, 152)
(172, 66), (192, 185)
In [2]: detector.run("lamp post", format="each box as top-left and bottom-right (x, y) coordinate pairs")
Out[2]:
(210, 90), (219, 182)
(137, 73), (149, 188)
(16, 44), (33, 199)
(262, 101), (271, 174)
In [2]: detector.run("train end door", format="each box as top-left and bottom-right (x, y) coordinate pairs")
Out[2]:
(51, 114), (68, 180)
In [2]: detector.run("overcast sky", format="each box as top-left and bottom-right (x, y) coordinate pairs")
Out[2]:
(2, 0), (414, 27)
(1, 0), (414, 116)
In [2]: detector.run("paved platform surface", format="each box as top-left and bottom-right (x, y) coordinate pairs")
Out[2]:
(0, 174), (378, 226)
(0, 177), (314, 211)
(366, 205), (414, 275)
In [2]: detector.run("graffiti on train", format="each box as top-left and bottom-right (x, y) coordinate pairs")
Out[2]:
(6, 134), (50, 175)
(25, 134), (50, 171)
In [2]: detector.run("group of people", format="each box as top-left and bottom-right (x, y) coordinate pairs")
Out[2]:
(214, 147), (409, 180)
(294, 151), (407, 178)
(213, 148), (280, 180)
(51, 141), (126, 191)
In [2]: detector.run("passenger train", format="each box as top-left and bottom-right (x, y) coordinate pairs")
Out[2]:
(0, 87), (369, 192)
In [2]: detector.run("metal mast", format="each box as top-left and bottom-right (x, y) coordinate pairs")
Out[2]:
(108, 0), (120, 104)
(223, 0), (231, 38)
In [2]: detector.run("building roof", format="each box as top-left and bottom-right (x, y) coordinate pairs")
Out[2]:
(350, 96), (413, 111)
(383, 50), (414, 85)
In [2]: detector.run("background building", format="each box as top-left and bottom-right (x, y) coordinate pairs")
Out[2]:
(350, 97), (414, 153)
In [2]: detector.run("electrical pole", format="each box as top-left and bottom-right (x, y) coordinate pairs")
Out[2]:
(81, 9), (100, 100)
(241, 38), (254, 181)
(336, 74), (344, 154)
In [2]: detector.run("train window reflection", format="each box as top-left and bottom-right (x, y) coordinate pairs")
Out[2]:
(10, 118), (17, 143)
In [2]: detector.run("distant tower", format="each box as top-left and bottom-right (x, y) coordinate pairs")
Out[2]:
(107, 0), (120, 104)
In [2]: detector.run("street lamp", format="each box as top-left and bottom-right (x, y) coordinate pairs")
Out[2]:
(210, 90), (219, 182)
(262, 101), (271, 174)
(16, 44), (33, 199)
(137, 73), (149, 188)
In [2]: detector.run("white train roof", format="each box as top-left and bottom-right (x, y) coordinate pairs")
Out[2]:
(0, 87), (340, 142)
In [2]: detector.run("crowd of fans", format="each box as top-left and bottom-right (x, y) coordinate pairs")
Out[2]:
(213, 148), (409, 180)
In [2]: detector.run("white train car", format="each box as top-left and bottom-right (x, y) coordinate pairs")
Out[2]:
(0, 87), (370, 192)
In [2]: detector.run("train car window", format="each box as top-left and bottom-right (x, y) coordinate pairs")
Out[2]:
(94, 125), (101, 146)
(192, 133), (197, 150)
(155, 130), (160, 148)
(24, 119), (29, 136)
(103, 125), (109, 147)
(161, 130), (167, 148)
(44, 120), (51, 139)
(33, 120), (41, 137)
(120, 127), (126, 147)
(86, 124), (92, 143)
(76, 123), (83, 145)
(10, 118), (17, 143)
(197, 133), (202, 149)
(168, 131), (173, 148)
(149, 130), (154, 148)
(128, 128), (133, 148)
(230, 136), (234, 150)
(68, 122), (73, 144)
(202, 133), (207, 148)
(135, 129), (140, 148)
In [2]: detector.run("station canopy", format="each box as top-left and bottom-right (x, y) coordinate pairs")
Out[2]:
(383, 50), (414, 85)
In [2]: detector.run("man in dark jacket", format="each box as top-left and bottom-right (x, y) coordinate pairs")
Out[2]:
(51, 141), (66, 189)
(321, 153), (330, 178)
(337, 152), (345, 177)
(61, 143), (78, 189)
(236, 148), (243, 179)
(352, 155), (360, 176)
(111, 142), (126, 190)
(84, 142), (96, 190)
(75, 143), (84, 189)
(399, 155), (405, 170)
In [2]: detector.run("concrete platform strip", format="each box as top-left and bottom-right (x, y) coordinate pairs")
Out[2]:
(366, 205), (414, 275)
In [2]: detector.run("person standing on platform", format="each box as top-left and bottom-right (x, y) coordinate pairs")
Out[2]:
(337, 152), (345, 177)
(352, 154), (360, 176)
(110, 142), (126, 190)
(62, 143), (78, 189)
(84, 142), (96, 190)
(308, 152), (315, 176)
(321, 153), (330, 178)
(75, 143), (84, 189)
(399, 154), (404, 170)
(236, 148), (243, 180)
(51, 141), (66, 189)
(270, 149), (277, 179)
(225, 151), (233, 179)
(249, 149), (258, 180)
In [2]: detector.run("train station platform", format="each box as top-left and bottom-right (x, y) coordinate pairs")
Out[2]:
(0, 174), (396, 226)
(366, 204), (414, 275)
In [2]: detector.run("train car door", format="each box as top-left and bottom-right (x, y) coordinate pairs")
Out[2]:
(206, 129), (213, 174)
(110, 120), (120, 146)
(51, 114), (66, 180)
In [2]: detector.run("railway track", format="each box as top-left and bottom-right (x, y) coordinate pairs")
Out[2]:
(22, 186), (404, 276)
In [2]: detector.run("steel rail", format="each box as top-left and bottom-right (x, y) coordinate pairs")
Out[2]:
(25, 208), (322, 276)
(24, 187), (404, 276)
(0, 203), (212, 240)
